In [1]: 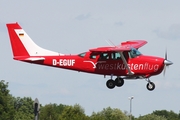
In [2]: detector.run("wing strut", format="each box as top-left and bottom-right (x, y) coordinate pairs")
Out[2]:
(119, 52), (134, 75)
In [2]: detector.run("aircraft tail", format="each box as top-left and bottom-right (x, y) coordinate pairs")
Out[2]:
(6, 23), (61, 59)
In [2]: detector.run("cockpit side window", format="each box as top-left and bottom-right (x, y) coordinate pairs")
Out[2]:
(129, 48), (142, 58)
(90, 54), (97, 59)
(89, 52), (99, 59)
(78, 52), (86, 58)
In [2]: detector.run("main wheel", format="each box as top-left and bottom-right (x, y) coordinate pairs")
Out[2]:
(106, 79), (115, 89)
(146, 82), (155, 91)
(115, 78), (124, 87)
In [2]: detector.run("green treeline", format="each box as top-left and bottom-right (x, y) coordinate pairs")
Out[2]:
(0, 80), (180, 120)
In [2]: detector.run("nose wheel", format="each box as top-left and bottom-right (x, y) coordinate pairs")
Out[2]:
(106, 77), (124, 89)
(146, 78), (155, 91)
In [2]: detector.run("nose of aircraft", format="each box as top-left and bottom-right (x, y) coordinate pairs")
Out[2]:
(163, 59), (173, 76)
(164, 59), (173, 66)
(163, 50), (173, 76)
(164, 50), (173, 66)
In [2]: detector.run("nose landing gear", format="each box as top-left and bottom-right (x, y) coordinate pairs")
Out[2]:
(146, 78), (155, 91)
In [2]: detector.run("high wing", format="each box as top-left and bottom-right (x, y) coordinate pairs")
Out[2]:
(89, 40), (147, 76)
(90, 40), (147, 52)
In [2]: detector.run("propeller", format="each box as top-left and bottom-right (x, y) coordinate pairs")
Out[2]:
(163, 50), (173, 76)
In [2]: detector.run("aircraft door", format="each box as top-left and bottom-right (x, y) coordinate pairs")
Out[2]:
(108, 52), (127, 75)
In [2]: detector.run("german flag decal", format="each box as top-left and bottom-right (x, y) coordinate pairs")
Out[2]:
(19, 33), (24, 36)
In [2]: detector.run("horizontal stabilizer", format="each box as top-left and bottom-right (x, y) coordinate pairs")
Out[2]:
(13, 57), (45, 62)
(25, 57), (45, 61)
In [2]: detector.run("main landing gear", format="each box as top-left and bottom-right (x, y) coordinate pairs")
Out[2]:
(106, 77), (124, 89)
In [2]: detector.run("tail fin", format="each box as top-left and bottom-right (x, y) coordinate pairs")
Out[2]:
(6, 23), (61, 59)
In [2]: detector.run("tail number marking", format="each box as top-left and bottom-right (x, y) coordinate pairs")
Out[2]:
(52, 59), (75, 66)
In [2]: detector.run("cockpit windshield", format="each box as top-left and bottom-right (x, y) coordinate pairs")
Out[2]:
(129, 48), (142, 58)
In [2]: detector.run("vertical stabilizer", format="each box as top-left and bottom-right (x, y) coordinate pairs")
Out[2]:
(6, 23), (62, 58)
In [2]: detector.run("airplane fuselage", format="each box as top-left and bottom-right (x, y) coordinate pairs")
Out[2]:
(17, 51), (165, 77)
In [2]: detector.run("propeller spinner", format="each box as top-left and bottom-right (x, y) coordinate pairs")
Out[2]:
(163, 50), (173, 75)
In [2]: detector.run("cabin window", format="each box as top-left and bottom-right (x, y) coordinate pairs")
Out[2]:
(111, 52), (121, 60)
(78, 52), (86, 58)
(100, 53), (109, 60)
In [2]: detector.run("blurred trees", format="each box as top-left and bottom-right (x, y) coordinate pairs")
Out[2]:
(40, 103), (89, 120)
(59, 104), (89, 120)
(0, 80), (34, 120)
(152, 110), (180, 120)
(40, 103), (59, 120)
(13, 97), (34, 120)
(90, 107), (129, 120)
(0, 80), (15, 119)
(0, 79), (180, 120)
(136, 114), (167, 120)
(135, 110), (180, 120)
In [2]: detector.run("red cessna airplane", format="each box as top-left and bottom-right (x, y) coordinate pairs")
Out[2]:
(6, 23), (173, 91)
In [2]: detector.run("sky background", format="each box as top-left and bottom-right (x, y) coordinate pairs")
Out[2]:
(0, 0), (179, 117)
